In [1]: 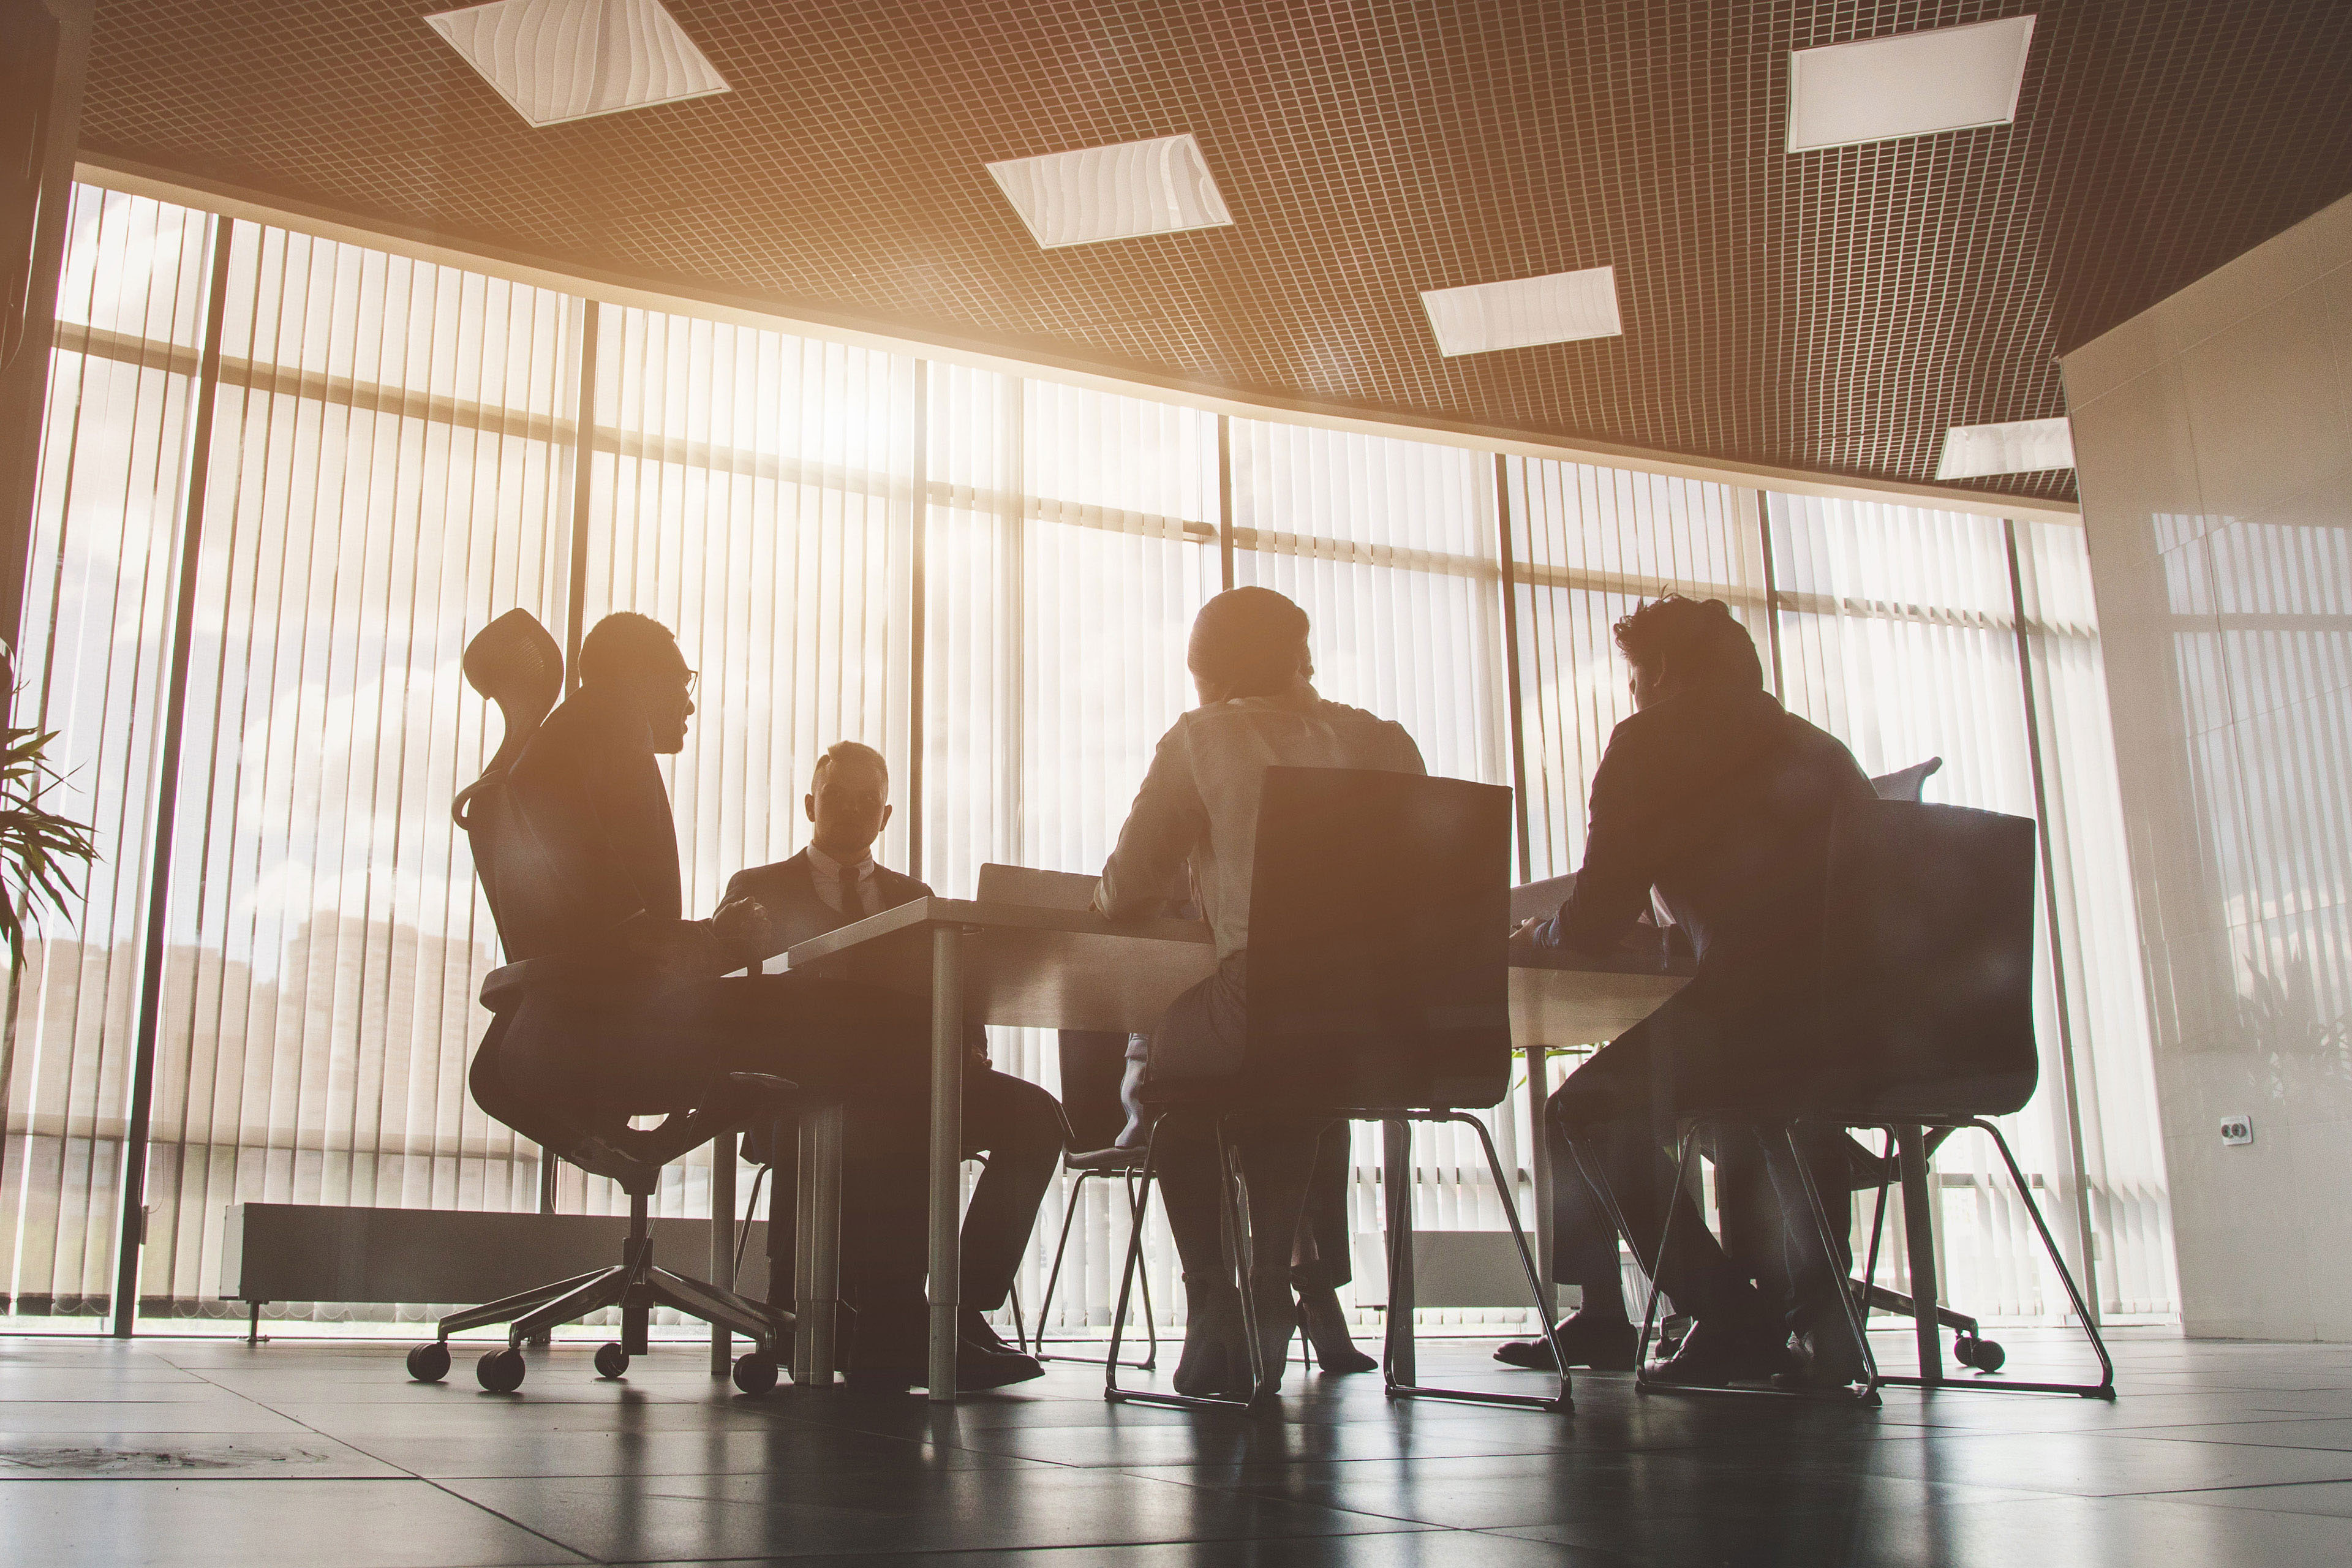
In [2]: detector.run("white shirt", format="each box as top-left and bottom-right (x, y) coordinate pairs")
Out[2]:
(1092, 686), (1425, 960)
(805, 842), (877, 919)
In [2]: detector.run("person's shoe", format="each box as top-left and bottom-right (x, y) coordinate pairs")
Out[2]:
(958, 1306), (1017, 1356)
(1493, 1313), (1638, 1372)
(1174, 1277), (1249, 1397)
(1645, 1319), (1798, 1387)
(1296, 1284), (1377, 1374)
(1771, 1320), (1869, 1393)
(952, 1343), (1047, 1390)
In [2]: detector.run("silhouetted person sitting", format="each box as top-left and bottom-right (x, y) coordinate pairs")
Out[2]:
(1093, 587), (1419, 1396)
(722, 741), (1058, 1387)
(1496, 595), (1875, 1387)
(498, 612), (1008, 1391)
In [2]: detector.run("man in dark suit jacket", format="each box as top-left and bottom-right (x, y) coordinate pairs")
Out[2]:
(722, 741), (1060, 1385)
(1501, 595), (1878, 1390)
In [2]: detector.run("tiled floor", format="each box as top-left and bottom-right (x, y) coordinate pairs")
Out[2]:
(4, 1327), (2351, 1566)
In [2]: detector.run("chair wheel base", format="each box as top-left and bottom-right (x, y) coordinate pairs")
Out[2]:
(476, 1347), (527, 1393)
(732, 1352), (780, 1395)
(593, 1342), (630, 1380)
(405, 1341), (450, 1383)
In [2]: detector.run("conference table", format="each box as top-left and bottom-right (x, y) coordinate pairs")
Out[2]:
(775, 897), (1687, 1403)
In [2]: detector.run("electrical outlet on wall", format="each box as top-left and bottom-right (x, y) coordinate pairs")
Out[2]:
(2220, 1115), (2255, 1146)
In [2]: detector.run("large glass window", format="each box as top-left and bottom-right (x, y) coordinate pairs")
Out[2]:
(4, 180), (2173, 1333)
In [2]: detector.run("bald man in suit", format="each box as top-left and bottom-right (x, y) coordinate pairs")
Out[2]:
(722, 742), (1063, 1388)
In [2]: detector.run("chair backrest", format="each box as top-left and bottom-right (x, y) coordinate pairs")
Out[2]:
(451, 611), (583, 965)
(1821, 799), (2040, 1117)
(1869, 756), (1943, 803)
(1244, 767), (1513, 1110)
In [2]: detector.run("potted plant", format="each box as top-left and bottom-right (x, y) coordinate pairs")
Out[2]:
(0, 704), (98, 969)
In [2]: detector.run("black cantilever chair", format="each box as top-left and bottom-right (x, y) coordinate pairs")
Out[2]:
(1106, 767), (1561, 1415)
(1629, 799), (2114, 1404)
(401, 608), (795, 1396)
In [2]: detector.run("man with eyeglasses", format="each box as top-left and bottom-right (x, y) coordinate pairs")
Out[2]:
(496, 612), (1026, 1390)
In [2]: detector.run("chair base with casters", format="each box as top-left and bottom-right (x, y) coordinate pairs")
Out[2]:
(1028, 1147), (1160, 1370)
(402, 978), (797, 1397)
(407, 1181), (794, 1396)
(1102, 1106), (1567, 1415)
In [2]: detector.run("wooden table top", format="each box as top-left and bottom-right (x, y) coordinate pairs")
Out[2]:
(777, 897), (1688, 1046)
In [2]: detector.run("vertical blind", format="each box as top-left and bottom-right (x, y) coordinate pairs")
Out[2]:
(4, 181), (2174, 1329)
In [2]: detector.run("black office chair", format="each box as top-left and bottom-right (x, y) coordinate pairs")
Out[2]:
(1627, 799), (2114, 1404)
(1106, 767), (1561, 1414)
(401, 608), (795, 1396)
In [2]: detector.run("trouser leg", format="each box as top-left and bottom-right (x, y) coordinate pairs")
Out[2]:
(1291, 1120), (1355, 1291)
(1550, 1027), (1774, 1332)
(1760, 1126), (1856, 1335)
(1056, 1030), (1131, 1152)
(1546, 1111), (1634, 1319)
(958, 1069), (1063, 1311)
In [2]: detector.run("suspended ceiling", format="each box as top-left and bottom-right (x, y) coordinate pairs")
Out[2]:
(71, 1), (2352, 506)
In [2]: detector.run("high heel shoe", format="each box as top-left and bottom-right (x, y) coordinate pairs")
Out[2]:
(1295, 1283), (1377, 1373)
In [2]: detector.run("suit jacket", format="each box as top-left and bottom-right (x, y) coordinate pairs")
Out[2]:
(722, 848), (932, 952)
(725, 850), (987, 1061)
(1537, 684), (1874, 1015)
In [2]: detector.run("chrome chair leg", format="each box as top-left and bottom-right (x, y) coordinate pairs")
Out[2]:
(1105, 1110), (1267, 1415)
(1033, 1167), (1158, 1369)
(1379, 1111), (1570, 1413)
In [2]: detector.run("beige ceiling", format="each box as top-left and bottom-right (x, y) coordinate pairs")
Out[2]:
(73, 1), (2352, 504)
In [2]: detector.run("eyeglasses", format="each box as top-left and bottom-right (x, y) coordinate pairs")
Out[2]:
(683, 669), (699, 697)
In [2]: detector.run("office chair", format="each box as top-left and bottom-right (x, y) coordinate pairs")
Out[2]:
(1106, 767), (1562, 1415)
(1028, 1107), (1162, 1371)
(1623, 799), (2114, 1404)
(401, 608), (795, 1396)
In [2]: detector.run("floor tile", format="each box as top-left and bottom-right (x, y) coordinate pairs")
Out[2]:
(0, 1477), (586, 1567)
(442, 1464), (1426, 1559)
(0, 1430), (402, 1480)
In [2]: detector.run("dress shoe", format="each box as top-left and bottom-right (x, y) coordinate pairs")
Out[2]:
(1493, 1313), (1638, 1372)
(959, 1306), (1017, 1355)
(1296, 1284), (1377, 1373)
(1645, 1318), (1798, 1387)
(1771, 1320), (1869, 1392)
(845, 1343), (1046, 1393)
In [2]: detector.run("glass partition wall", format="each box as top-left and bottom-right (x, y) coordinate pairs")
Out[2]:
(1, 183), (2176, 1336)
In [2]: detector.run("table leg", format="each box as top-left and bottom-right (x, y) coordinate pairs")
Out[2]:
(928, 926), (967, 1404)
(1524, 1045), (1557, 1323)
(710, 1129), (736, 1376)
(1896, 1125), (1943, 1383)
(793, 1102), (843, 1386)
(1382, 1118), (1415, 1388)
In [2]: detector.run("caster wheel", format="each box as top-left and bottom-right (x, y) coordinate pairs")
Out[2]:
(476, 1347), (527, 1393)
(405, 1341), (450, 1382)
(1968, 1337), (2006, 1373)
(1952, 1333), (1979, 1368)
(732, 1352), (780, 1396)
(594, 1342), (630, 1380)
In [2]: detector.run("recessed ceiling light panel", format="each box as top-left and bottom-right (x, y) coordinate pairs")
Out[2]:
(426, 0), (729, 128)
(1420, 266), (1623, 357)
(987, 134), (1233, 249)
(1787, 15), (2037, 153)
(1934, 417), (2074, 479)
